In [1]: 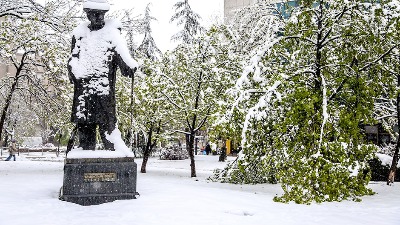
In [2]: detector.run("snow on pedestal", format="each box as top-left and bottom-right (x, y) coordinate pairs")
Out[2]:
(67, 149), (134, 159)
(67, 128), (134, 159)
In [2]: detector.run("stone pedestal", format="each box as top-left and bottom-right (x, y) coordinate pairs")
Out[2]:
(60, 157), (137, 206)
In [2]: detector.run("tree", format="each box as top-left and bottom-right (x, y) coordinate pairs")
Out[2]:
(213, 0), (399, 203)
(134, 4), (166, 173)
(134, 5), (169, 173)
(137, 62), (175, 173)
(0, 0), (80, 33)
(209, 0), (285, 148)
(170, 0), (203, 44)
(161, 26), (241, 177)
(0, 0), (78, 143)
(227, 0), (285, 57)
(137, 3), (161, 61)
(368, 0), (400, 184)
(114, 4), (167, 173)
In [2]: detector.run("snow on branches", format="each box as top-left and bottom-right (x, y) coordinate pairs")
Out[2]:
(213, 0), (400, 204)
(170, 0), (204, 44)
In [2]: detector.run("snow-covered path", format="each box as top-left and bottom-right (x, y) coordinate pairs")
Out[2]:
(0, 155), (398, 225)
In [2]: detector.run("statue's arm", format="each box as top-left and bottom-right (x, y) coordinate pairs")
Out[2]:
(117, 53), (137, 78)
(67, 36), (77, 84)
(115, 28), (138, 78)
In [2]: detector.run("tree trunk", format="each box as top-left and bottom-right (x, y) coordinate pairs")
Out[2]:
(387, 138), (399, 185)
(141, 152), (150, 173)
(187, 132), (196, 177)
(0, 75), (20, 143)
(141, 121), (161, 173)
(141, 127), (153, 173)
(140, 140), (151, 173)
(387, 75), (400, 185)
(0, 53), (28, 143)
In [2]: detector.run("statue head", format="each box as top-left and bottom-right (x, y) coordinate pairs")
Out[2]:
(83, 0), (109, 30)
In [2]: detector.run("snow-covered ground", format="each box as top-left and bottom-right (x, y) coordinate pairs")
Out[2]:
(0, 154), (399, 225)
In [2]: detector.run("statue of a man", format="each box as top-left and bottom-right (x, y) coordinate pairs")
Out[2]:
(68, 0), (138, 151)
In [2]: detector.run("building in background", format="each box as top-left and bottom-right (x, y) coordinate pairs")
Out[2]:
(0, 16), (56, 144)
(224, 0), (258, 21)
(224, 0), (299, 21)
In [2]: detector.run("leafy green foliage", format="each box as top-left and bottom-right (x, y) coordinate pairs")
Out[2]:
(213, 0), (399, 204)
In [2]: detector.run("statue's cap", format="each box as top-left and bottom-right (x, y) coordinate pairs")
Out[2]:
(83, 0), (110, 11)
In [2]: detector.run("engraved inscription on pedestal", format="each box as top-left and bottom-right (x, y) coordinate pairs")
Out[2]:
(84, 173), (117, 182)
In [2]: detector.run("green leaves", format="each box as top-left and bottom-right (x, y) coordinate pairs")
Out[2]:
(212, 0), (397, 204)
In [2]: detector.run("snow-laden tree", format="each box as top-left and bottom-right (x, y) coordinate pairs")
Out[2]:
(133, 4), (167, 172)
(131, 41), (170, 173)
(114, 4), (166, 173)
(135, 61), (178, 173)
(227, 0), (285, 58)
(0, 0), (79, 143)
(161, 26), (241, 177)
(210, 1), (284, 148)
(117, 8), (143, 56)
(368, 1), (400, 184)
(136, 3), (161, 61)
(0, 0), (80, 33)
(213, 0), (399, 203)
(170, 0), (203, 44)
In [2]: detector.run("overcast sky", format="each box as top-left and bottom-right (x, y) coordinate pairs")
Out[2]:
(109, 0), (224, 52)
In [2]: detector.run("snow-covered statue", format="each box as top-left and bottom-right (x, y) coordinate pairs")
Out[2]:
(68, 0), (138, 151)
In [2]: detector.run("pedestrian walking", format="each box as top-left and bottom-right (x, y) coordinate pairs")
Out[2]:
(5, 139), (17, 161)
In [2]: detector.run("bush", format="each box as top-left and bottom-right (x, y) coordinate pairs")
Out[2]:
(159, 145), (188, 160)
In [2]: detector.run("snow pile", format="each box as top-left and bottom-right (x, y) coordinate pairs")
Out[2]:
(376, 153), (400, 168)
(105, 128), (134, 157)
